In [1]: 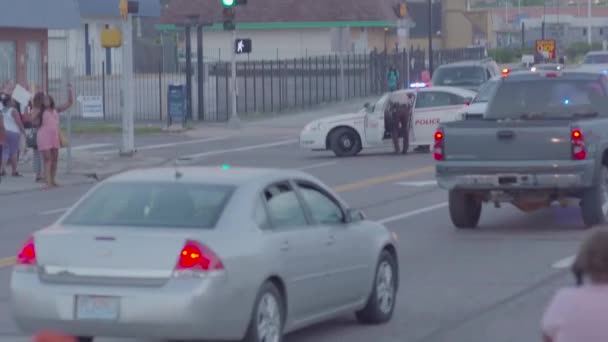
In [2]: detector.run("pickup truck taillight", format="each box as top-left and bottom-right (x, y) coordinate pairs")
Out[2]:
(571, 128), (586, 160)
(433, 129), (444, 161)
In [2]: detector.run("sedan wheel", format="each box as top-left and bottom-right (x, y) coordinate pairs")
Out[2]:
(243, 282), (284, 342)
(256, 293), (281, 342)
(355, 250), (398, 324)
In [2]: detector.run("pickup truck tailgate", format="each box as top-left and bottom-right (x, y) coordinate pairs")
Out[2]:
(443, 120), (573, 161)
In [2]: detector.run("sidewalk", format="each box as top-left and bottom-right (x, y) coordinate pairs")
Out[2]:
(0, 149), (168, 196)
(0, 98), (374, 195)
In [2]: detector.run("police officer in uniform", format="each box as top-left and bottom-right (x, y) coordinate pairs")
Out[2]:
(386, 92), (415, 154)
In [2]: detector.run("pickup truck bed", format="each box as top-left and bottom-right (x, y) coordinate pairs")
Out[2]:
(435, 117), (608, 229)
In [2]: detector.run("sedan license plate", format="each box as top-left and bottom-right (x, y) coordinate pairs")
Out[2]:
(75, 295), (119, 320)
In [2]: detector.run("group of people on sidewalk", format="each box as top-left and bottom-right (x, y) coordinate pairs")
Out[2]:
(0, 84), (73, 189)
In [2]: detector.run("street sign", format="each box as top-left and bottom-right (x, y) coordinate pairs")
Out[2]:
(535, 39), (556, 60)
(78, 95), (104, 118)
(235, 38), (252, 54)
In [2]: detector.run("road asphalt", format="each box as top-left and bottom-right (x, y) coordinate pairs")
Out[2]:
(0, 102), (589, 342)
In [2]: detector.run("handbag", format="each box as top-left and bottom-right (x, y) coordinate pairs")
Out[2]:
(26, 129), (37, 148)
(59, 130), (68, 148)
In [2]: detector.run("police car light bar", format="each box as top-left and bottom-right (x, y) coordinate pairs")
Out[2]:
(409, 82), (427, 88)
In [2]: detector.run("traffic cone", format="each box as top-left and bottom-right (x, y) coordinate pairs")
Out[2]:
(32, 331), (77, 342)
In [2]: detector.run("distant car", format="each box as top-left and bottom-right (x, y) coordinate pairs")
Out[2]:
(430, 58), (501, 91)
(582, 50), (608, 65)
(10, 167), (399, 342)
(456, 76), (501, 119)
(531, 63), (564, 71)
(299, 86), (477, 157)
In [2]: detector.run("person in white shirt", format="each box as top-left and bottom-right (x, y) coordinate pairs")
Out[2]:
(0, 93), (26, 176)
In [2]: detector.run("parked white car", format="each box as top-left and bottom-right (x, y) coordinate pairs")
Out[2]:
(300, 86), (477, 157)
(456, 76), (500, 119)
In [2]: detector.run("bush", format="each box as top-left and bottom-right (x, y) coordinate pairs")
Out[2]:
(488, 48), (532, 63)
(565, 42), (603, 61)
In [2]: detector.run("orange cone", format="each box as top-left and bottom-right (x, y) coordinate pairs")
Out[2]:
(32, 331), (77, 342)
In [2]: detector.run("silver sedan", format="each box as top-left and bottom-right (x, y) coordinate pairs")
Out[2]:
(10, 166), (399, 342)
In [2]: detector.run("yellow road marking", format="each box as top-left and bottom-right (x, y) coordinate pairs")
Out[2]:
(334, 166), (434, 193)
(0, 165), (435, 268)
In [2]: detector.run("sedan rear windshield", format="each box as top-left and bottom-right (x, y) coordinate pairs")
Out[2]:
(486, 78), (608, 119)
(62, 182), (235, 228)
(432, 66), (486, 87)
(583, 54), (608, 64)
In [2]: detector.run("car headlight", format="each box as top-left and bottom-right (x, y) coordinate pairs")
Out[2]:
(303, 122), (322, 131)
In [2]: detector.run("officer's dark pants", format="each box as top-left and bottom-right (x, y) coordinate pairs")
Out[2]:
(391, 109), (410, 154)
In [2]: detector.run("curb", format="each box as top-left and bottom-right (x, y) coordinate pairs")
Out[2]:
(82, 158), (173, 181)
(0, 159), (172, 196)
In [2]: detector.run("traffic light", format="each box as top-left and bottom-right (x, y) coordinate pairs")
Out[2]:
(223, 6), (235, 30)
(221, 0), (235, 6)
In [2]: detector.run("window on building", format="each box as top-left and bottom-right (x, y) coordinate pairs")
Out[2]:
(601, 28), (604, 35)
(25, 42), (42, 89)
(583, 28), (588, 36)
(0, 41), (16, 85)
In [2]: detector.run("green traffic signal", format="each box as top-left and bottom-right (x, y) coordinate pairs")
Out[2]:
(221, 0), (235, 6)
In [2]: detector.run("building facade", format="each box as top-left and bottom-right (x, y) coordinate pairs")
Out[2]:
(0, 0), (80, 90)
(48, 0), (162, 76)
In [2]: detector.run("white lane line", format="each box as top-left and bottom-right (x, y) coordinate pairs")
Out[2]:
(552, 255), (576, 269)
(94, 137), (228, 155)
(297, 161), (337, 170)
(39, 207), (70, 216)
(72, 143), (113, 151)
(180, 139), (298, 160)
(377, 202), (448, 225)
(395, 180), (437, 187)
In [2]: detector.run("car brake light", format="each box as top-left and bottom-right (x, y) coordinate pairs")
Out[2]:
(501, 68), (510, 76)
(433, 129), (444, 161)
(571, 128), (586, 160)
(173, 240), (224, 277)
(15, 236), (37, 271)
(465, 102), (470, 106)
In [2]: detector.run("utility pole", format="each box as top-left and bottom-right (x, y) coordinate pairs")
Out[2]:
(427, 0), (433, 76)
(588, 0), (592, 46)
(229, 28), (240, 127)
(120, 11), (135, 155)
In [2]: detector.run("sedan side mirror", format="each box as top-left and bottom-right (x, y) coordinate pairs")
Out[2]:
(346, 208), (365, 223)
(363, 102), (372, 112)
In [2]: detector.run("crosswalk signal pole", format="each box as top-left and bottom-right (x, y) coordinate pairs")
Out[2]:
(229, 28), (239, 127)
(222, 0), (241, 127)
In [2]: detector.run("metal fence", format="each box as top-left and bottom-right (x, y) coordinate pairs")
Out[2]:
(43, 46), (486, 122)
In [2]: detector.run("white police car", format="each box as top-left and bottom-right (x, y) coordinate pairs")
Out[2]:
(299, 84), (477, 157)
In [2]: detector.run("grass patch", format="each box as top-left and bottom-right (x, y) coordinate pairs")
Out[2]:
(66, 124), (163, 135)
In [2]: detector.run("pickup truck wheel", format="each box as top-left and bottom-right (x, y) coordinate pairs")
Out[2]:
(449, 190), (482, 229)
(581, 164), (608, 227)
(330, 127), (361, 157)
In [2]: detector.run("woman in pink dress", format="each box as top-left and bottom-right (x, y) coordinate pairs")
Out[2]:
(36, 85), (73, 188)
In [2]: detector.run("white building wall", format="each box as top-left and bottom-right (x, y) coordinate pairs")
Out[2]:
(48, 17), (124, 75)
(193, 28), (335, 61)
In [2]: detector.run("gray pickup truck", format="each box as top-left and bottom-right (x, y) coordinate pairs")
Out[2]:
(435, 70), (608, 229)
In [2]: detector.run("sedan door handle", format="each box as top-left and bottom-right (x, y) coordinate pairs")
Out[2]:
(280, 241), (289, 252)
(326, 235), (335, 246)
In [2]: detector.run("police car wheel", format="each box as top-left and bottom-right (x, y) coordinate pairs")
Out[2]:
(330, 127), (361, 157)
